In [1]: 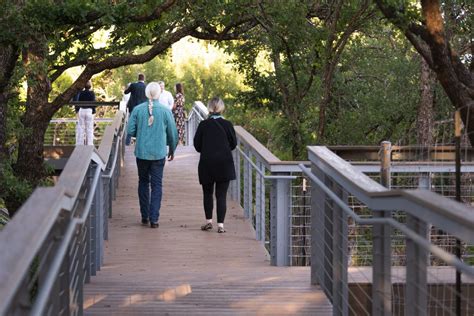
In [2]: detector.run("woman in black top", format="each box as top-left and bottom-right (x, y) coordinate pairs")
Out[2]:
(194, 97), (237, 233)
(75, 80), (96, 145)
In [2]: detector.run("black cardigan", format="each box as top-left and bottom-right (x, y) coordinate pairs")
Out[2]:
(194, 117), (237, 185)
(75, 90), (96, 114)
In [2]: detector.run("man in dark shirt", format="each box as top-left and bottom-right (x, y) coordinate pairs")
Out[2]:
(124, 73), (147, 145)
(125, 73), (147, 114)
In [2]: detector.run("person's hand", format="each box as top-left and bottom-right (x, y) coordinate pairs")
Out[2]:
(167, 152), (174, 161)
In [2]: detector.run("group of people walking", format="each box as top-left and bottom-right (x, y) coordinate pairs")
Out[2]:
(124, 73), (236, 233)
(124, 74), (186, 145)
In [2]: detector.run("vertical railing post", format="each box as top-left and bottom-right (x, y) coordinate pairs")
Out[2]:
(89, 166), (97, 276)
(332, 181), (349, 315)
(59, 247), (71, 315)
(235, 140), (241, 204)
(372, 141), (392, 316)
(243, 145), (250, 219)
(270, 175), (290, 266)
(247, 151), (253, 219)
(78, 225), (85, 315)
(259, 161), (266, 242)
(310, 163), (335, 304)
(230, 149), (236, 201)
(405, 174), (430, 315)
(85, 205), (92, 282)
(310, 164), (324, 286)
(92, 164), (104, 271)
(255, 158), (262, 240)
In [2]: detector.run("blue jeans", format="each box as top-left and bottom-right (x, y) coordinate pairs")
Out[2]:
(136, 158), (165, 223)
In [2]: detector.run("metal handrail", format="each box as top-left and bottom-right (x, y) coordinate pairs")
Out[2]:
(304, 145), (474, 314)
(237, 147), (297, 180)
(299, 164), (474, 277)
(308, 146), (474, 243)
(0, 110), (126, 315)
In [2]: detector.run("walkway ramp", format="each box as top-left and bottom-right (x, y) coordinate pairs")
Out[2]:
(83, 146), (332, 315)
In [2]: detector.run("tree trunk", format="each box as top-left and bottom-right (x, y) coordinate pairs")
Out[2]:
(290, 121), (303, 159)
(0, 45), (19, 159)
(14, 40), (52, 185)
(376, 0), (474, 145)
(416, 57), (435, 147)
(318, 62), (335, 140)
(0, 92), (8, 159)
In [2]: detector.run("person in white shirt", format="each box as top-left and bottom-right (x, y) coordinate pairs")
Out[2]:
(158, 81), (174, 111)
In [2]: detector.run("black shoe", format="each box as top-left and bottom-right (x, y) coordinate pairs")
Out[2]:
(150, 222), (159, 228)
(201, 223), (213, 231)
(141, 219), (149, 225)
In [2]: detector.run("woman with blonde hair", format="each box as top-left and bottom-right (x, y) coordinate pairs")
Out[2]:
(127, 82), (178, 228)
(193, 97), (237, 233)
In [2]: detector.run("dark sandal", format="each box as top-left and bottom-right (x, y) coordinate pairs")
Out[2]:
(217, 227), (226, 233)
(201, 223), (213, 231)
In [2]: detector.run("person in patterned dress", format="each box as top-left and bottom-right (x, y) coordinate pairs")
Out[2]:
(172, 83), (186, 144)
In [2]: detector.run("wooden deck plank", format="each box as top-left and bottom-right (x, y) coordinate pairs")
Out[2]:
(84, 146), (332, 315)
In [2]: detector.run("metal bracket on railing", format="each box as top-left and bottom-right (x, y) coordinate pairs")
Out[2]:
(192, 107), (206, 121)
(237, 147), (297, 180)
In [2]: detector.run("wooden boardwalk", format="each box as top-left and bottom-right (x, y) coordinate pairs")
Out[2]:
(83, 146), (332, 315)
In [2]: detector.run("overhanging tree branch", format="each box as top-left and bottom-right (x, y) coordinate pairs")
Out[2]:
(375, 0), (474, 144)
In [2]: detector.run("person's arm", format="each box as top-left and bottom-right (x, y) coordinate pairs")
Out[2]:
(127, 108), (138, 137)
(124, 83), (133, 94)
(193, 122), (203, 152)
(228, 123), (237, 150)
(165, 110), (178, 159)
(91, 91), (96, 101)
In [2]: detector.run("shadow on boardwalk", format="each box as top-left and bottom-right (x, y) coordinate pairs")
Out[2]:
(84, 146), (331, 315)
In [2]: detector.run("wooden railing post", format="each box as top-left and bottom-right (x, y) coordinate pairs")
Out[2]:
(373, 141), (392, 316)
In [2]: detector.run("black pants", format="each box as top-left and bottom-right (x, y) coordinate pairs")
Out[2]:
(202, 181), (230, 223)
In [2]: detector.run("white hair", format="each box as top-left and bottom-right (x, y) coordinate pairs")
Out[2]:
(145, 82), (162, 126)
(145, 82), (161, 100)
(208, 97), (225, 114)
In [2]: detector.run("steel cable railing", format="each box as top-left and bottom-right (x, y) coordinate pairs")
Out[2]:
(0, 110), (126, 316)
(183, 101), (474, 314)
(302, 146), (474, 315)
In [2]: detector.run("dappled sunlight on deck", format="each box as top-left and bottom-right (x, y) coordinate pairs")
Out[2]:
(117, 284), (193, 307)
